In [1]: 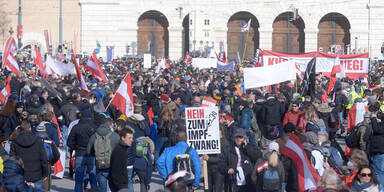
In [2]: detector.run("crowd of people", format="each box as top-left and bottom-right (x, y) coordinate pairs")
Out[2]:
(0, 54), (383, 192)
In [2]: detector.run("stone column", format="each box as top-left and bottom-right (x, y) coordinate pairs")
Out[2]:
(168, 26), (183, 60)
(259, 26), (273, 50)
(305, 28), (318, 52)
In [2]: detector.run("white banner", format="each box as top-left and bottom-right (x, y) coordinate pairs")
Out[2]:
(144, 53), (151, 68)
(244, 60), (296, 88)
(185, 107), (220, 154)
(192, 58), (217, 69)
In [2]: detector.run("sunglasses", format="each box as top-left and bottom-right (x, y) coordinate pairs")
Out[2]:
(360, 173), (372, 177)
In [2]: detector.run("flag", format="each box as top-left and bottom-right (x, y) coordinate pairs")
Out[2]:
(217, 61), (234, 72)
(0, 81), (11, 104)
(33, 46), (45, 75)
(184, 51), (191, 63)
(52, 111), (65, 178)
(72, 31), (89, 95)
(214, 50), (223, 62)
(295, 63), (304, 80)
(281, 134), (321, 191)
(110, 73), (135, 117)
(201, 97), (217, 107)
(2, 37), (20, 76)
(241, 19), (251, 32)
(299, 57), (316, 96)
(86, 50), (108, 82)
(346, 102), (367, 156)
(327, 56), (341, 95)
(106, 45), (114, 63)
(155, 58), (168, 73)
(222, 50), (227, 64)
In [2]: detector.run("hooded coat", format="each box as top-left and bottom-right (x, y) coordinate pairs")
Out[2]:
(3, 159), (36, 192)
(10, 131), (49, 182)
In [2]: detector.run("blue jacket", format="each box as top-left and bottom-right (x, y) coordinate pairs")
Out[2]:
(133, 152), (153, 185)
(126, 114), (150, 139)
(34, 122), (60, 147)
(3, 159), (36, 192)
(240, 107), (253, 132)
(157, 141), (202, 187)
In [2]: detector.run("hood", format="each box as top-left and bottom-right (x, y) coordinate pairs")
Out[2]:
(14, 131), (38, 147)
(255, 99), (265, 104)
(265, 98), (278, 106)
(3, 159), (23, 177)
(95, 123), (112, 136)
(130, 114), (145, 121)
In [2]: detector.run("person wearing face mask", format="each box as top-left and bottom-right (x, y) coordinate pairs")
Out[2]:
(351, 165), (379, 192)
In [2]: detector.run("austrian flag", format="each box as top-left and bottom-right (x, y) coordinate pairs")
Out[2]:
(2, 37), (20, 76)
(0, 82), (11, 104)
(110, 73), (135, 117)
(86, 51), (108, 82)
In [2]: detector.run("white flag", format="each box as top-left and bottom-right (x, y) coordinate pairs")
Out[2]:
(241, 19), (251, 32)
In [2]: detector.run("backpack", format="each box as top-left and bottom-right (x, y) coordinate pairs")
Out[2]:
(346, 124), (363, 148)
(136, 138), (150, 162)
(170, 146), (195, 184)
(262, 167), (281, 191)
(35, 126), (60, 165)
(305, 121), (320, 134)
(94, 132), (113, 169)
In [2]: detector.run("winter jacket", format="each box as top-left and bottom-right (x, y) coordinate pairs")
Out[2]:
(2, 113), (22, 138)
(3, 159), (36, 192)
(157, 119), (176, 138)
(261, 97), (284, 126)
(283, 110), (303, 127)
(67, 118), (96, 157)
(40, 122), (60, 147)
(218, 142), (262, 188)
(10, 131), (49, 182)
(370, 117), (384, 155)
(224, 121), (239, 142)
(26, 99), (43, 115)
(133, 146), (153, 185)
(108, 140), (130, 191)
(87, 123), (120, 157)
(126, 114), (150, 139)
(157, 141), (202, 187)
(335, 93), (349, 113)
(207, 137), (229, 171)
(240, 107), (253, 132)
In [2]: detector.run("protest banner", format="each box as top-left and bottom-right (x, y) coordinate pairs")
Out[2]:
(192, 58), (217, 69)
(144, 53), (151, 68)
(244, 60), (296, 88)
(261, 50), (369, 79)
(185, 107), (220, 154)
(201, 97), (217, 107)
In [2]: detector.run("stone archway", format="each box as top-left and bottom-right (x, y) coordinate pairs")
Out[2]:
(272, 12), (305, 53)
(182, 14), (190, 57)
(137, 10), (169, 58)
(227, 11), (259, 62)
(318, 12), (350, 54)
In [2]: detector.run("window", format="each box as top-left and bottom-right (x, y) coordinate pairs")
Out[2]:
(189, 31), (193, 37)
(190, 19), (193, 25)
(204, 30), (209, 37)
(204, 19), (210, 25)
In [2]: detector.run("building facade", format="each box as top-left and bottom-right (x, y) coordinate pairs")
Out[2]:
(77, 0), (383, 60)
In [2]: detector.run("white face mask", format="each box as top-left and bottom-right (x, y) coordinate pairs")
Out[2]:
(89, 99), (95, 104)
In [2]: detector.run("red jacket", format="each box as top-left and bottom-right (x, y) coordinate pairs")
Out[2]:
(283, 110), (303, 127)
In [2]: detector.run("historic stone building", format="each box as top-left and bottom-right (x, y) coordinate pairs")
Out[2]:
(78, 0), (384, 61)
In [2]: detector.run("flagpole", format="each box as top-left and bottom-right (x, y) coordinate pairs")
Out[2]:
(240, 28), (250, 72)
(105, 72), (129, 111)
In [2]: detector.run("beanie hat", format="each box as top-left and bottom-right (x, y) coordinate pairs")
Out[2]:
(268, 141), (279, 153)
(160, 94), (171, 103)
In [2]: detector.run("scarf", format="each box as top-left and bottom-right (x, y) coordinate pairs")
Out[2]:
(352, 179), (374, 191)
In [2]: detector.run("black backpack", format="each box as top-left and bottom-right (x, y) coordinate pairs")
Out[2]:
(305, 121), (320, 134)
(346, 124), (363, 148)
(169, 146), (195, 184)
(262, 167), (281, 191)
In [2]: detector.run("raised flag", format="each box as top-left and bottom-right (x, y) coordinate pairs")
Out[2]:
(299, 57), (316, 96)
(155, 58), (168, 73)
(0, 81), (11, 104)
(281, 134), (321, 191)
(33, 46), (45, 75)
(106, 45), (114, 63)
(52, 111), (65, 178)
(201, 96), (217, 107)
(346, 102), (367, 156)
(73, 31), (89, 95)
(241, 19), (251, 32)
(214, 50), (223, 62)
(327, 56), (341, 95)
(2, 37), (20, 76)
(86, 50), (108, 82)
(110, 73), (134, 117)
(222, 50), (227, 64)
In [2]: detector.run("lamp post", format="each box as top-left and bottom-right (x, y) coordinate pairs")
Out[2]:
(17, 0), (22, 48)
(9, 27), (14, 35)
(59, 0), (63, 45)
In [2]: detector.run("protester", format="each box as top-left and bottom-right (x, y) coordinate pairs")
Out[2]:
(370, 112), (384, 191)
(3, 156), (36, 192)
(351, 165), (379, 192)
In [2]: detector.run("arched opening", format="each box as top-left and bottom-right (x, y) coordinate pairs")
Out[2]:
(272, 12), (305, 53)
(182, 14), (190, 57)
(137, 10), (169, 58)
(227, 12), (259, 62)
(318, 12), (350, 54)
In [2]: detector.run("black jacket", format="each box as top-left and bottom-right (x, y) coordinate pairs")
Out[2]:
(218, 143), (262, 187)
(58, 102), (79, 126)
(261, 97), (283, 125)
(10, 131), (49, 182)
(109, 141), (129, 191)
(370, 117), (384, 155)
(67, 118), (96, 157)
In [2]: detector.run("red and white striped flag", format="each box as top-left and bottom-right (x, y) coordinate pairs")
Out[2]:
(110, 73), (134, 117)
(86, 50), (108, 82)
(345, 102), (368, 156)
(33, 46), (45, 75)
(201, 96), (217, 107)
(0, 80), (11, 104)
(184, 51), (192, 63)
(72, 31), (88, 95)
(2, 37), (20, 76)
(52, 111), (65, 178)
(327, 56), (341, 95)
(155, 58), (168, 73)
(281, 134), (321, 191)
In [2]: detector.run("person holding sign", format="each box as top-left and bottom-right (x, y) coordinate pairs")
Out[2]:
(218, 128), (262, 192)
